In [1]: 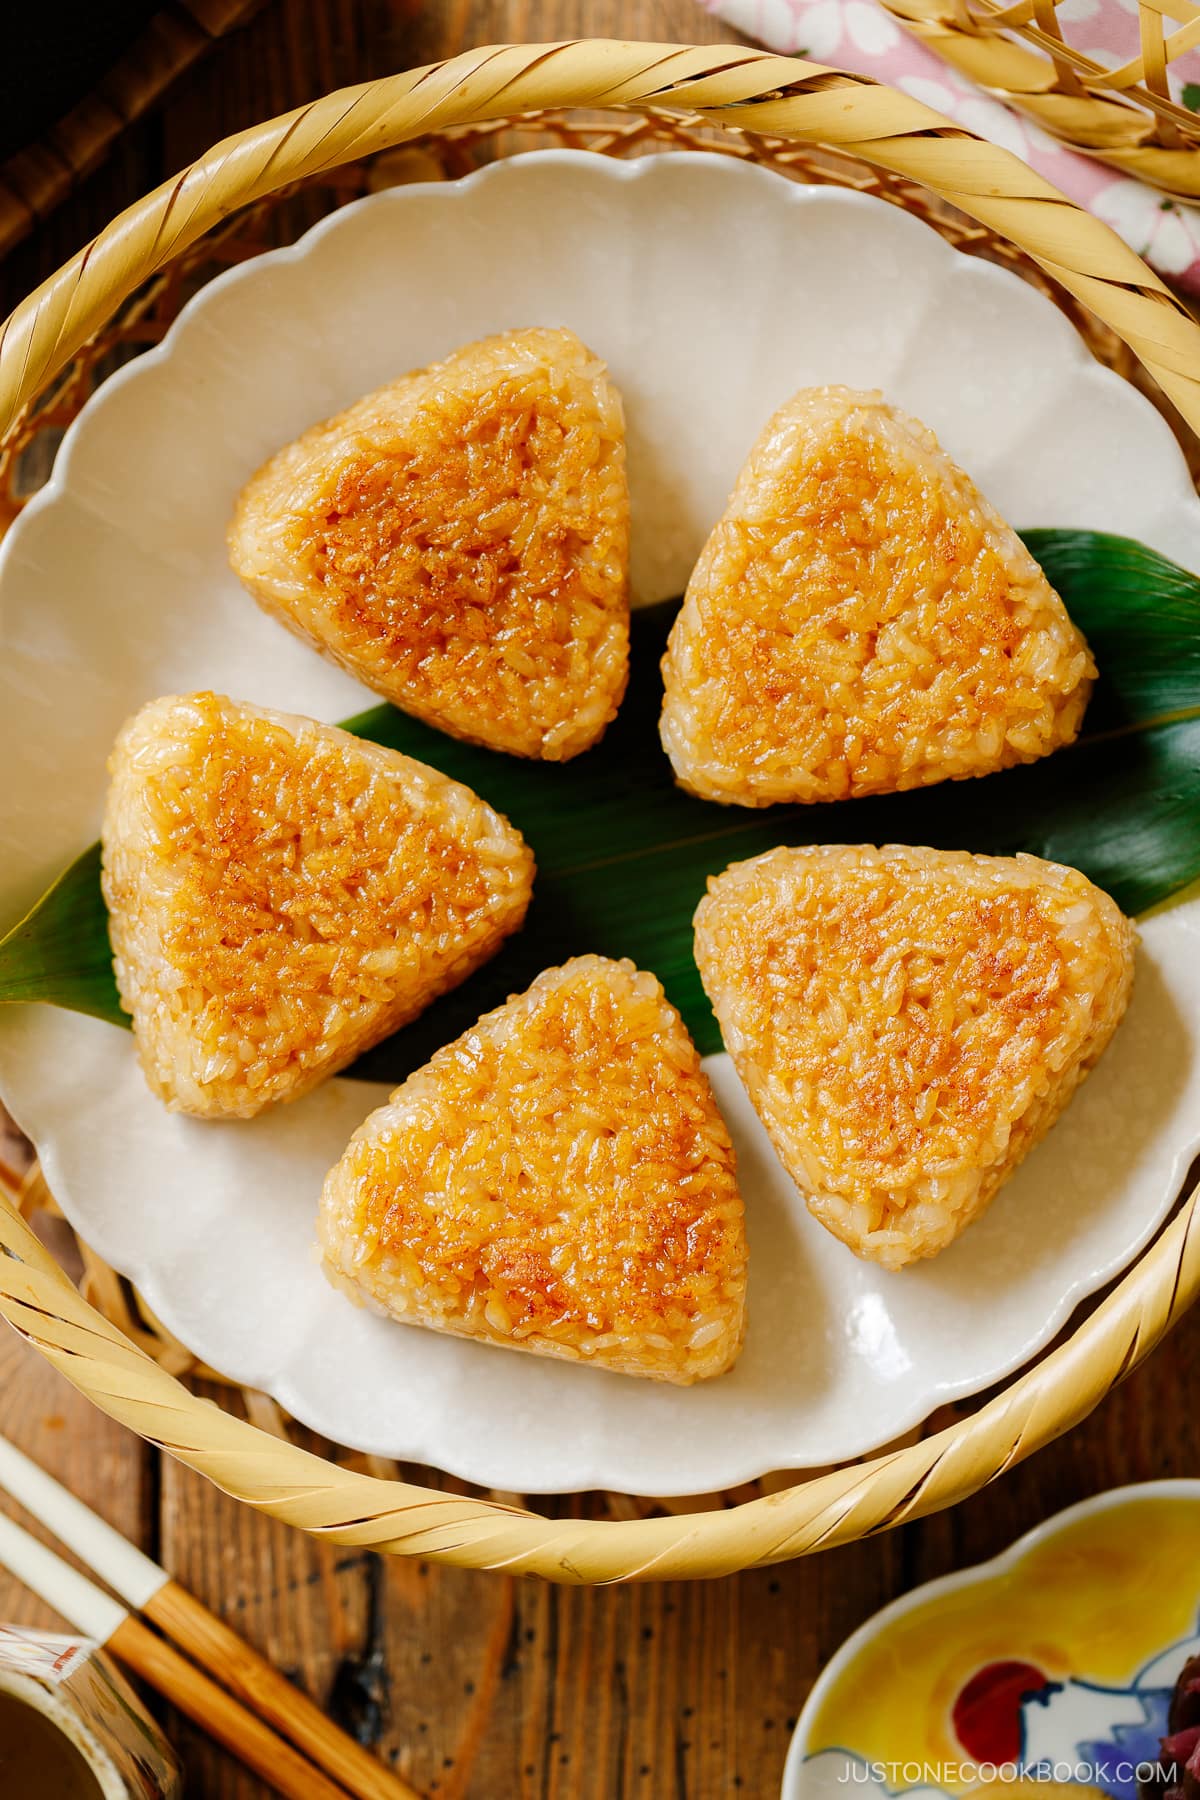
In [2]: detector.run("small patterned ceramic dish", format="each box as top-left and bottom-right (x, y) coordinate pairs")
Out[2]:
(784, 1481), (1200, 1800)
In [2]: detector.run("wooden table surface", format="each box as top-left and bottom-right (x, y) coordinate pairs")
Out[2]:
(2, 4), (1199, 1796)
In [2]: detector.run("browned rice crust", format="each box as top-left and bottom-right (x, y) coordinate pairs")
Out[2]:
(695, 844), (1135, 1268)
(661, 386), (1094, 806)
(101, 693), (534, 1119)
(318, 955), (748, 1383)
(228, 327), (630, 760)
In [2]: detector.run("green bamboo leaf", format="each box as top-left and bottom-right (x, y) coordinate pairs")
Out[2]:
(1, 529), (1198, 1082)
(0, 844), (125, 1025)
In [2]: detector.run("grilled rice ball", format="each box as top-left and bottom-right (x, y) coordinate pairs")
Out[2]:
(661, 386), (1094, 806)
(102, 693), (534, 1120)
(228, 327), (630, 761)
(318, 955), (748, 1383)
(695, 845), (1134, 1269)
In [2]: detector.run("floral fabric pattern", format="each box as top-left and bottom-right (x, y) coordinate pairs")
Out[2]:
(699, 0), (1200, 286)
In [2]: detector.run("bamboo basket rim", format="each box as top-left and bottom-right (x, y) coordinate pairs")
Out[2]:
(880, 0), (1200, 200)
(2, 39), (1200, 1583)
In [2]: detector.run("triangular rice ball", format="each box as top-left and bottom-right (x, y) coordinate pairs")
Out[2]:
(661, 387), (1094, 806)
(318, 955), (747, 1382)
(695, 845), (1134, 1268)
(229, 327), (630, 761)
(102, 693), (533, 1118)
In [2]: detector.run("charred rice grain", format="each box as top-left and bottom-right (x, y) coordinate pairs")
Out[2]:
(102, 693), (533, 1119)
(318, 955), (748, 1382)
(695, 844), (1134, 1267)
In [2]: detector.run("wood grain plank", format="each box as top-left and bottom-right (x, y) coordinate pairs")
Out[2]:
(0, 2), (266, 260)
(157, 1402), (371, 1799)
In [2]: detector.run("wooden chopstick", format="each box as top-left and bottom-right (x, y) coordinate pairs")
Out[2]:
(109, 1614), (362, 1800)
(0, 1435), (421, 1800)
(0, 1507), (350, 1800)
(143, 1580), (420, 1800)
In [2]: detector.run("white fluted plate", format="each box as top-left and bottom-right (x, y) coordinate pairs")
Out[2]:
(1, 152), (1198, 1495)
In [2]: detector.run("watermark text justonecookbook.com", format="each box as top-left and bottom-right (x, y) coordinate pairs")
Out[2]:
(836, 1761), (1175, 1785)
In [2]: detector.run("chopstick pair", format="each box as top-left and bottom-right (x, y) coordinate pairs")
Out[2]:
(0, 1435), (420, 1800)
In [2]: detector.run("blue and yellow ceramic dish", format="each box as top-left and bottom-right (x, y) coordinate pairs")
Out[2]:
(785, 1483), (1200, 1800)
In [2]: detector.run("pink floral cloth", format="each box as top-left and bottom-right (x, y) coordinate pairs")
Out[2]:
(699, 0), (1200, 288)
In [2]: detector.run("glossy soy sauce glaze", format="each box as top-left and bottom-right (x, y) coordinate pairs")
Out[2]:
(0, 1688), (106, 1799)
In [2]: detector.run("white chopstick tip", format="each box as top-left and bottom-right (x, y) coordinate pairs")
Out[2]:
(0, 1509), (128, 1645)
(0, 1435), (166, 1612)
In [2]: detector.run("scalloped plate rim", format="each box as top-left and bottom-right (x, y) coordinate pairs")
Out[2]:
(9, 150), (1199, 597)
(2, 150), (1200, 1495)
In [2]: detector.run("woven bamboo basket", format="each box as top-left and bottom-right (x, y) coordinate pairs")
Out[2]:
(881, 0), (1200, 199)
(3, 39), (1200, 1585)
